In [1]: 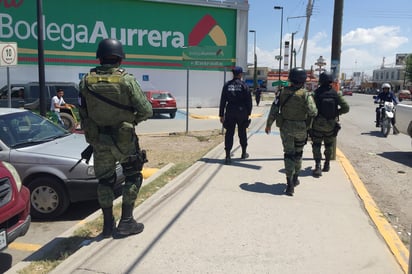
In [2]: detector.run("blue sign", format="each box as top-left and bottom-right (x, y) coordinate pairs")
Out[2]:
(142, 75), (149, 81)
(79, 73), (86, 80)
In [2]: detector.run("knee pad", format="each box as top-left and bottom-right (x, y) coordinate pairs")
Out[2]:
(121, 155), (139, 176)
(294, 151), (303, 160)
(284, 153), (295, 161)
(125, 172), (143, 189)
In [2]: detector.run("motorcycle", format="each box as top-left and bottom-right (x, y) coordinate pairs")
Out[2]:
(377, 101), (395, 137)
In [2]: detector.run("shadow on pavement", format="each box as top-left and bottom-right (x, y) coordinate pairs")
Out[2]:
(377, 151), (412, 168)
(239, 182), (285, 195)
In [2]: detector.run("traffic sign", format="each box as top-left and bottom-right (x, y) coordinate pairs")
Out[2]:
(0, 42), (18, 66)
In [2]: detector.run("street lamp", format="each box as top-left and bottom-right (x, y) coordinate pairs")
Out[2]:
(274, 6), (284, 81)
(249, 30), (257, 91)
(315, 55), (326, 76)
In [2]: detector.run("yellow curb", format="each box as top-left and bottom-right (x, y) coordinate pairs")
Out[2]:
(142, 167), (159, 179)
(8, 242), (42, 252)
(336, 148), (409, 273)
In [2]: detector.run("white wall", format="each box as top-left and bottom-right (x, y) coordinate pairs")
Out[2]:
(0, 65), (228, 108)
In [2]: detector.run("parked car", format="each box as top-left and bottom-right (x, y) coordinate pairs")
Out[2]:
(0, 108), (125, 219)
(0, 161), (31, 251)
(398, 90), (411, 101)
(144, 90), (177, 119)
(0, 82), (79, 109)
(342, 89), (353, 96)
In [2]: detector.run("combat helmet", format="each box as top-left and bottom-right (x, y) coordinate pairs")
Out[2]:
(96, 38), (126, 59)
(288, 67), (307, 84)
(319, 71), (334, 85)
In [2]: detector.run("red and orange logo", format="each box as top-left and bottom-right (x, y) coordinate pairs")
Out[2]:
(189, 14), (227, 47)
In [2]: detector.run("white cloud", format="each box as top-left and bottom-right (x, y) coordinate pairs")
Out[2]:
(250, 25), (410, 76)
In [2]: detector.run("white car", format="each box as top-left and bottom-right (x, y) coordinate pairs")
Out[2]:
(0, 108), (125, 219)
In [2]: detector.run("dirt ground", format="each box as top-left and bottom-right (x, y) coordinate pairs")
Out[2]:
(139, 130), (224, 169)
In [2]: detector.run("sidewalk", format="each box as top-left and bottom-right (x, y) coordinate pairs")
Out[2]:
(7, 102), (407, 274)
(45, 104), (404, 274)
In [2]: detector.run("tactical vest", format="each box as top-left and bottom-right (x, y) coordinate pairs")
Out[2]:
(280, 88), (308, 120)
(83, 69), (136, 127)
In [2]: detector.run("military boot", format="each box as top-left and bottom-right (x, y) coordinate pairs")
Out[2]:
(224, 150), (232, 164)
(285, 177), (294, 196)
(322, 159), (330, 172)
(117, 204), (144, 237)
(241, 147), (249, 159)
(102, 207), (115, 238)
(292, 174), (300, 187)
(312, 159), (322, 177)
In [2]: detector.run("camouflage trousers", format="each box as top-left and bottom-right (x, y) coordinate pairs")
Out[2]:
(311, 132), (335, 161)
(94, 137), (141, 208)
(280, 129), (307, 179)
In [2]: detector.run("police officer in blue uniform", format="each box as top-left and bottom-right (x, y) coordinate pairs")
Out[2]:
(219, 66), (252, 164)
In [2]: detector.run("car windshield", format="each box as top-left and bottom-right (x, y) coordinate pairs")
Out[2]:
(0, 111), (70, 148)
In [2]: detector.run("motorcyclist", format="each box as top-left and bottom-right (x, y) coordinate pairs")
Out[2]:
(374, 83), (399, 134)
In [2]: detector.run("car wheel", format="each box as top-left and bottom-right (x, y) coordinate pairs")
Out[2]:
(27, 176), (70, 219)
(60, 112), (76, 132)
(169, 112), (176, 119)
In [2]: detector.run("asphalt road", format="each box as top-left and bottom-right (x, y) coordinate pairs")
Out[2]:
(1, 94), (411, 273)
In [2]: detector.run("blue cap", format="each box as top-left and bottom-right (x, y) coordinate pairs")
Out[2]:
(232, 66), (243, 75)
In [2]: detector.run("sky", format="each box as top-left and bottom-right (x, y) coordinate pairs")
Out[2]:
(247, 0), (412, 78)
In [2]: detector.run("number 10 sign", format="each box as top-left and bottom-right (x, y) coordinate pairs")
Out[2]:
(0, 42), (18, 66)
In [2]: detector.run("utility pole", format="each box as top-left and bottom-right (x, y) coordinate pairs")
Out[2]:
(330, 0), (344, 161)
(331, 0), (343, 82)
(301, 0), (313, 69)
(290, 31), (297, 70)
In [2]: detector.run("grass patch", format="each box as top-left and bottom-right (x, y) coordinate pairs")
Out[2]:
(17, 131), (222, 274)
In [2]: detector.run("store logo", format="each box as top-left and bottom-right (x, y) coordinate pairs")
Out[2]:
(0, 0), (24, 8)
(189, 14), (227, 47)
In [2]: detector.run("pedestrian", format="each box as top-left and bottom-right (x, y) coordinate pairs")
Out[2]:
(50, 88), (71, 126)
(310, 71), (349, 177)
(78, 38), (153, 238)
(255, 85), (262, 106)
(219, 66), (252, 164)
(265, 67), (317, 196)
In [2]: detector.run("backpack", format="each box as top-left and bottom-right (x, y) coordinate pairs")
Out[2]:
(315, 89), (339, 120)
(82, 68), (136, 127)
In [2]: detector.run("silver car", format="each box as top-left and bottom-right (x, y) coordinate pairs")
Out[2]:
(0, 108), (125, 219)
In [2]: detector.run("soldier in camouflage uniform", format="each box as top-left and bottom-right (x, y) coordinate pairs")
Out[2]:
(311, 71), (349, 177)
(265, 67), (317, 196)
(78, 38), (153, 238)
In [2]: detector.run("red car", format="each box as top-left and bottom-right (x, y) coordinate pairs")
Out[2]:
(342, 89), (353, 96)
(144, 90), (177, 119)
(398, 90), (411, 101)
(0, 161), (31, 251)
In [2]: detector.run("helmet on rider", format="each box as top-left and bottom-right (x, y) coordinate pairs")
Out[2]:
(288, 67), (307, 84)
(96, 38), (125, 64)
(319, 71), (334, 86)
(381, 83), (391, 91)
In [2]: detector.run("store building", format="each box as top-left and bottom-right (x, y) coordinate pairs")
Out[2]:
(0, 0), (249, 107)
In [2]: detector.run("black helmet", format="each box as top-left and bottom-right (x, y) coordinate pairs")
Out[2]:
(319, 71), (333, 85)
(96, 38), (125, 59)
(288, 67), (307, 83)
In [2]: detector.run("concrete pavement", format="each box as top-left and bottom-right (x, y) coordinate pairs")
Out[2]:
(8, 102), (408, 273)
